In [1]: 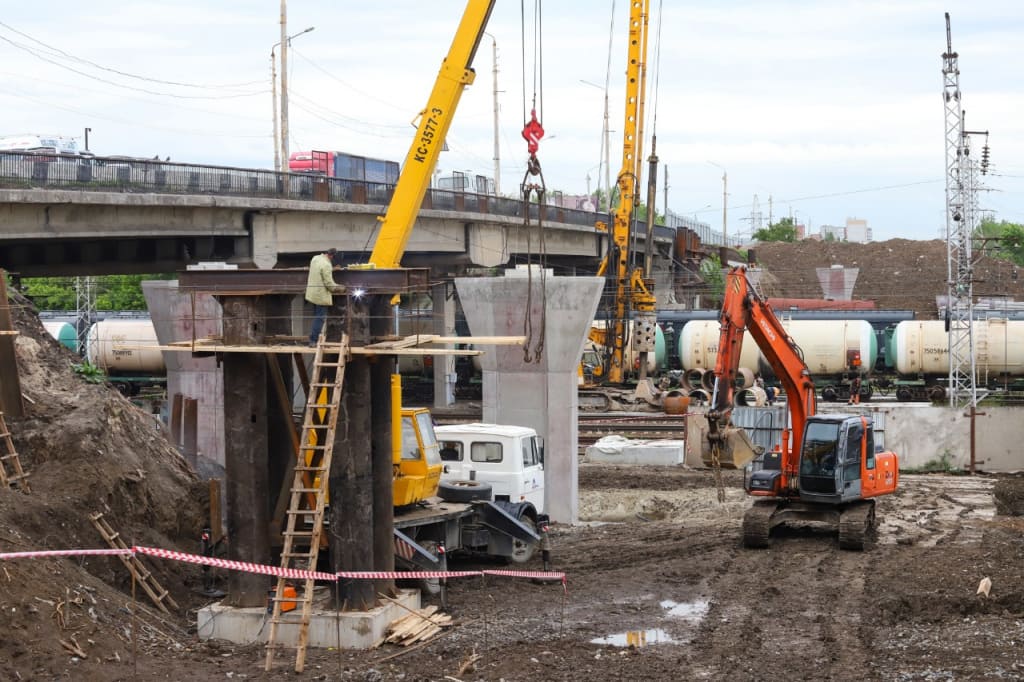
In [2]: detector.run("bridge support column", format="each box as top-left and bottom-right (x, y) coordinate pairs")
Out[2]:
(455, 271), (603, 524)
(432, 282), (457, 407)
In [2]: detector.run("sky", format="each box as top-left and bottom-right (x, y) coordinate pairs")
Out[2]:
(2, 0), (1022, 243)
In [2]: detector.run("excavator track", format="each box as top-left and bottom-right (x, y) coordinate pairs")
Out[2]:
(837, 501), (875, 550)
(742, 501), (777, 548)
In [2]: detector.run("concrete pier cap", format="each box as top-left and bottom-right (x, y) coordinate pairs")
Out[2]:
(455, 267), (603, 524)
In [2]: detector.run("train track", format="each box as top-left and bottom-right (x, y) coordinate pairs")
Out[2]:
(432, 408), (688, 451)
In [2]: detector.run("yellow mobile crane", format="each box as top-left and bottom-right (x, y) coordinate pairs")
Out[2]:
(366, 1), (495, 269)
(589, 0), (659, 387)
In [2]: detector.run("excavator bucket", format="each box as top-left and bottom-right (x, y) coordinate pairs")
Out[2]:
(701, 425), (763, 469)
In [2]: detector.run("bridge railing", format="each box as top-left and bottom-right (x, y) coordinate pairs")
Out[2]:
(0, 151), (614, 231)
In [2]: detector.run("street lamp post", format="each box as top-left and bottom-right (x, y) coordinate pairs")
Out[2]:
(484, 32), (500, 196)
(580, 80), (611, 208)
(271, 25), (314, 172)
(708, 161), (728, 246)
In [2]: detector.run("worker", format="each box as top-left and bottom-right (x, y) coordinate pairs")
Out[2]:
(848, 374), (862, 405)
(305, 248), (346, 346)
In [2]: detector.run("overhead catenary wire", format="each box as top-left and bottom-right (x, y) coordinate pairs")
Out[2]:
(0, 20), (264, 91)
(0, 33), (266, 100)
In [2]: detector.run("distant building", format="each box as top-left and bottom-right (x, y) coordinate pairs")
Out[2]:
(845, 218), (871, 243)
(817, 218), (872, 243)
(820, 224), (845, 241)
(548, 193), (596, 211)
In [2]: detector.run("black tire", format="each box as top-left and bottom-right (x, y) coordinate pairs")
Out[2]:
(438, 479), (493, 503)
(509, 514), (538, 564)
(896, 387), (913, 402)
(822, 387), (838, 402)
(859, 385), (873, 402)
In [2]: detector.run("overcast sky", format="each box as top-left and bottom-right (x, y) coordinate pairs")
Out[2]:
(2, 1), (1022, 242)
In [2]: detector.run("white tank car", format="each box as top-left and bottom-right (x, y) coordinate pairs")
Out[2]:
(891, 319), (1024, 376)
(85, 319), (164, 374)
(679, 319), (877, 378)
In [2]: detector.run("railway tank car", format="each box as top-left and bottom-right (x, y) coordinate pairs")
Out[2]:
(678, 319), (878, 402)
(884, 319), (1024, 400)
(84, 319), (166, 395)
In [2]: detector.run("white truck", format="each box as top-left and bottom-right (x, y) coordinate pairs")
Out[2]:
(390, 421), (551, 587)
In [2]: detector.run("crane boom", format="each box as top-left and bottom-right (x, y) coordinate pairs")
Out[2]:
(593, 0), (657, 385)
(367, 0), (496, 269)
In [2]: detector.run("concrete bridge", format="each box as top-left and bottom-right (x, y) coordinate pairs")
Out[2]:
(0, 152), (680, 279)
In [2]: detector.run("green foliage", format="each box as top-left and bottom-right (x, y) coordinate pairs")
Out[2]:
(903, 448), (961, 474)
(977, 218), (1024, 267)
(22, 274), (173, 311)
(72, 360), (106, 384)
(753, 217), (798, 243)
(700, 254), (726, 306)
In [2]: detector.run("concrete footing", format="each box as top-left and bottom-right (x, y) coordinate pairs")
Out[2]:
(584, 437), (687, 465)
(197, 589), (420, 649)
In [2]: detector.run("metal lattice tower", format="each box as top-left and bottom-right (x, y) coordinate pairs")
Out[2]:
(942, 13), (986, 408)
(74, 276), (95, 355)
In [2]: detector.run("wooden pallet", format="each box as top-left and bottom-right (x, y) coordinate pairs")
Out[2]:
(89, 512), (178, 614)
(0, 412), (30, 492)
(385, 605), (453, 646)
(264, 333), (348, 674)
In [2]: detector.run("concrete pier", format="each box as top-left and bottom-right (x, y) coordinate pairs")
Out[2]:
(456, 270), (603, 523)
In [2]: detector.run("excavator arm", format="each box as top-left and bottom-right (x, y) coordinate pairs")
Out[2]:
(366, 0), (496, 269)
(704, 265), (817, 471)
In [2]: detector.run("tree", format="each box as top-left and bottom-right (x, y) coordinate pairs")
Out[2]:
(22, 274), (173, 311)
(700, 254), (725, 306)
(977, 218), (1024, 267)
(753, 217), (797, 243)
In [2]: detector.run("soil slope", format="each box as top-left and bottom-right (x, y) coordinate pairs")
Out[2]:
(752, 238), (1024, 319)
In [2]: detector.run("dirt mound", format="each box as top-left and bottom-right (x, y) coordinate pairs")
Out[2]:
(752, 239), (1024, 319)
(0, 291), (207, 679)
(993, 477), (1024, 516)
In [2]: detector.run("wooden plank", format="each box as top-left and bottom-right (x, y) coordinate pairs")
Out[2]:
(130, 343), (482, 356)
(0, 272), (24, 418)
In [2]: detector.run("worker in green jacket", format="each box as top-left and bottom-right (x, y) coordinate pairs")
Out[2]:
(305, 248), (346, 346)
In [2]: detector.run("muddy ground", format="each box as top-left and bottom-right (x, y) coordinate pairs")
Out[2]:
(8, 465), (1021, 681)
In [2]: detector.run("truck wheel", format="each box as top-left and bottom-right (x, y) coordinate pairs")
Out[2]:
(509, 514), (538, 564)
(822, 387), (838, 402)
(438, 479), (493, 503)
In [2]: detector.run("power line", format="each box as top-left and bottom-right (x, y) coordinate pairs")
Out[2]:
(0, 20), (263, 90)
(0, 33), (266, 100)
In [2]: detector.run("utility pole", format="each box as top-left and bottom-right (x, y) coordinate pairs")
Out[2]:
(279, 0), (289, 174)
(271, 49), (280, 172)
(721, 170), (728, 246)
(83, 127), (91, 152)
(487, 33), (500, 196)
(768, 194), (773, 228)
(663, 165), (669, 220)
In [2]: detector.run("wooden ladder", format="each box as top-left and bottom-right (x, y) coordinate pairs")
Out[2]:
(89, 511), (179, 614)
(265, 333), (348, 673)
(0, 412), (30, 492)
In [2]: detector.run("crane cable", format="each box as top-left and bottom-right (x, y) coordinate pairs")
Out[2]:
(519, 0), (546, 364)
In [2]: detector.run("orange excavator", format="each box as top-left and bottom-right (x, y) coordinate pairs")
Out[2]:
(703, 265), (899, 550)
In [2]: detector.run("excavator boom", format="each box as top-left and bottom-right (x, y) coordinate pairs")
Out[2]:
(703, 266), (817, 470)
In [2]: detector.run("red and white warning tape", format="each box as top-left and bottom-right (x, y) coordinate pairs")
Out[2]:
(0, 546), (567, 585)
(0, 548), (131, 560)
(134, 546), (337, 581)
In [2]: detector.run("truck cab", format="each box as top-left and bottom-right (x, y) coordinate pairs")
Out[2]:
(434, 423), (545, 513)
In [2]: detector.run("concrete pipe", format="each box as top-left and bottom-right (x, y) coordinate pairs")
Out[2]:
(735, 386), (767, 407)
(701, 370), (717, 392)
(688, 388), (711, 406)
(735, 367), (755, 390)
(682, 368), (705, 391)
